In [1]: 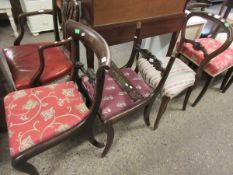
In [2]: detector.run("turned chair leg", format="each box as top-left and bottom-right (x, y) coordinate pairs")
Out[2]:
(222, 75), (233, 93)
(220, 68), (232, 91)
(12, 159), (39, 175)
(101, 123), (114, 157)
(86, 120), (104, 148)
(182, 86), (193, 110)
(192, 76), (212, 107)
(154, 96), (170, 130)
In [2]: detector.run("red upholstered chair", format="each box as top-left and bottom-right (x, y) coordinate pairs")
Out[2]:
(80, 22), (176, 157)
(179, 11), (233, 107)
(3, 20), (110, 175)
(1, 0), (80, 92)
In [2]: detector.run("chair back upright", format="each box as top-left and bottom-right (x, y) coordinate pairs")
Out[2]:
(66, 19), (111, 114)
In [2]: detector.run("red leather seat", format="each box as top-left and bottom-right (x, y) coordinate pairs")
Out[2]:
(2, 43), (72, 89)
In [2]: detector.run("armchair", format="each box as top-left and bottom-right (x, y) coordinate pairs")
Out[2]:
(3, 20), (110, 175)
(1, 0), (80, 92)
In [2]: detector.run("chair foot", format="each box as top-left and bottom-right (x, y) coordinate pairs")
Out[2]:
(86, 121), (104, 148)
(220, 68), (232, 91)
(101, 123), (114, 157)
(182, 86), (193, 110)
(222, 76), (232, 93)
(153, 96), (170, 130)
(192, 76), (212, 107)
(12, 159), (39, 175)
(143, 104), (152, 126)
(88, 134), (104, 148)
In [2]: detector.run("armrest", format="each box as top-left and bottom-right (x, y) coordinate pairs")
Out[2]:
(29, 37), (72, 87)
(14, 9), (54, 46)
(66, 20), (111, 69)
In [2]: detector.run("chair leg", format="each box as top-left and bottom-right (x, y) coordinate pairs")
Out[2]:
(86, 120), (104, 148)
(153, 96), (170, 130)
(220, 68), (232, 91)
(192, 76), (212, 107)
(143, 95), (158, 126)
(101, 123), (114, 157)
(12, 159), (39, 175)
(182, 86), (193, 110)
(222, 76), (233, 93)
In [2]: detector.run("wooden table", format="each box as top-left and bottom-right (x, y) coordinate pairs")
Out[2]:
(57, 0), (188, 68)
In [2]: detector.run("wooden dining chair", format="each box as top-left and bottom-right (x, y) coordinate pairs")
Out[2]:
(137, 11), (233, 130)
(1, 0), (80, 92)
(214, 0), (233, 93)
(3, 20), (110, 175)
(179, 11), (233, 107)
(79, 22), (176, 157)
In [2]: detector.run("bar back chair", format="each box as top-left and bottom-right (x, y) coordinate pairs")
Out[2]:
(1, 0), (80, 92)
(137, 11), (233, 130)
(179, 11), (233, 107)
(3, 20), (110, 175)
(79, 22), (176, 157)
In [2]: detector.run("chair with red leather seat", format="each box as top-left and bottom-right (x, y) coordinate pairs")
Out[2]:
(1, 0), (80, 92)
(4, 20), (110, 175)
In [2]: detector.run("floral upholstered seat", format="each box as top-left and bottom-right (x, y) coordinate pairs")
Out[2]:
(180, 38), (233, 76)
(138, 57), (196, 98)
(81, 68), (152, 122)
(4, 81), (89, 157)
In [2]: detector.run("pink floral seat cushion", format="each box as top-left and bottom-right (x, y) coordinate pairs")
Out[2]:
(81, 68), (152, 122)
(4, 81), (89, 157)
(180, 38), (233, 76)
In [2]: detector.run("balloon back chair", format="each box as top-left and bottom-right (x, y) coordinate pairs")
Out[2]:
(3, 20), (110, 175)
(1, 0), (80, 92)
(214, 0), (233, 93)
(79, 22), (176, 157)
(137, 11), (233, 130)
(179, 11), (233, 107)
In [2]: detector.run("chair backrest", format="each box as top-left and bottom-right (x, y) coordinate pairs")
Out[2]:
(60, 0), (80, 39)
(177, 11), (233, 74)
(66, 19), (111, 113)
(14, 0), (80, 45)
(186, 0), (210, 11)
(219, 0), (233, 18)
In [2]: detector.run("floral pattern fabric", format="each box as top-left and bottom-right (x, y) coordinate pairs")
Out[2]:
(181, 38), (233, 76)
(81, 68), (152, 122)
(4, 81), (89, 157)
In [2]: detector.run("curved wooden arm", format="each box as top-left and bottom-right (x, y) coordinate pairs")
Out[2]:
(66, 20), (111, 122)
(66, 19), (111, 68)
(29, 37), (72, 87)
(14, 10), (54, 46)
